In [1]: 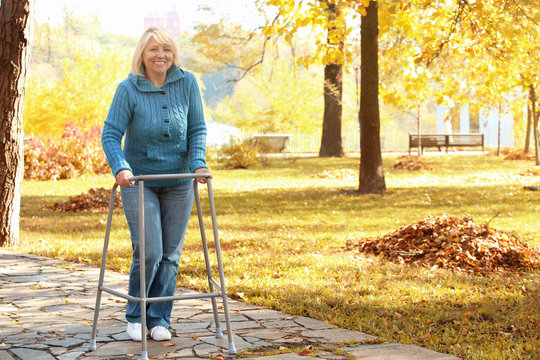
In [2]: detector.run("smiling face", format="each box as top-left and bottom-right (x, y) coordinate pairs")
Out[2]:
(141, 36), (173, 82)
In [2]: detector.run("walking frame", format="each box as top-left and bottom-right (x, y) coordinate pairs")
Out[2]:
(88, 173), (237, 360)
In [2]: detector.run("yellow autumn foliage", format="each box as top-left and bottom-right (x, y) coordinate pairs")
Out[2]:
(24, 42), (130, 136)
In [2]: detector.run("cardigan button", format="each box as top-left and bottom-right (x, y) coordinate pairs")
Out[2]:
(164, 119), (170, 123)
(160, 91), (166, 95)
(164, 134), (170, 137)
(162, 105), (168, 109)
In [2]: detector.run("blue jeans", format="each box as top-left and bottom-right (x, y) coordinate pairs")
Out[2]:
(121, 181), (194, 329)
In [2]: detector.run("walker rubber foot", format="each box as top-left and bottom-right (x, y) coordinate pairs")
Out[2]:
(141, 350), (149, 360)
(88, 339), (96, 351)
(215, 328), (223, 339)
(228, 342), (237, 355)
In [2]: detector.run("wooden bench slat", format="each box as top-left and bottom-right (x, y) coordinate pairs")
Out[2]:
(409, 134), (484, 154)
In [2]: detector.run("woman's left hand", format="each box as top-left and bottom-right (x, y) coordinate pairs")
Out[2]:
(194, 168), (211, 183)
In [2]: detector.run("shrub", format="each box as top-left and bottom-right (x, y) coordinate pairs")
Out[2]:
(218, 139), (264, 169)
(24, 122), (109, 180)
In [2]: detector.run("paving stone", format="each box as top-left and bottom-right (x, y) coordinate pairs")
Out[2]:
(1, 269), (42, 276)
(253, 353), (310, 360)
(316, 350), (348, 359)
(1, 289), (48, 300)
(236, 328), (288, 341)
(226, 301), (262, 311)
(294, 316), (336, 330)
(4, 331), (41, 345)
(56, 324), (95, 335)
(0, 350), (15, 360)
(90, 321), (126, 336)
(261, 319), (300, 329)
(210, 320), (262, 331)
(347, 343), (460, 359)
(171, 306), (205, 319)
(57, 350), (86, 360)
(8, 275), (51, 283)
(302, 328), (377, 343)
(10, 348), (55, 360)
(43, 337), (86, 347)
(243, 337), (273, 347)
(199, 334), (252, 352)
(11, 297), (64, 309)
(0, 326), (23, 337)
(242, 309), (293, 320)
(0, 304), (17, 312)
(192, 342), (220, 357)
(171, 321), (210, 333)
(188, 311), (248, 322)
(165, 348), (195, 358)
(273, 336), (307, 345)
(87, 341), (141, 357)
(49, 346), (68, 356)
(111, 331), (131, 341)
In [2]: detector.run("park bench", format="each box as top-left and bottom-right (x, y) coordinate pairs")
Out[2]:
(252, 134), (291, 153)
(409, 133), (484, 154)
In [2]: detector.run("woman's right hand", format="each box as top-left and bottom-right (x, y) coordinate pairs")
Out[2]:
(116, 169), (135, 187)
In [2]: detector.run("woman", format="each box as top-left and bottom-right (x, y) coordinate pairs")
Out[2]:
(101, 27), (210, 342)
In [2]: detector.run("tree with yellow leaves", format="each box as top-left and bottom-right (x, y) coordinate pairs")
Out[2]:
(24, 43), (130, 136)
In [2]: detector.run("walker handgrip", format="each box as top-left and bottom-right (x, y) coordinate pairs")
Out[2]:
(129, 173), (211, 182)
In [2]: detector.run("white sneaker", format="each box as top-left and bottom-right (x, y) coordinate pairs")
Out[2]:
(126, 322), (143, 341)
(149, 326), (171, 341)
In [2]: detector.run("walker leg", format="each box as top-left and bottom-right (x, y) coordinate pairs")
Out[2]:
(139, 181), (149, 359)
(89, 184), (119, 351)
(207, 180), (236, 354)
(194, 181), (223, 339)
(211, 297), (223, 339)
(88, 289), (101, 351)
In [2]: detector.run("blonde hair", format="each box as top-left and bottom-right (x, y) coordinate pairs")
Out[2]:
(131, 27), (181, 76)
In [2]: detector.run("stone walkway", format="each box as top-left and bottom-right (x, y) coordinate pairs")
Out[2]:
(0, 250), (459, 360)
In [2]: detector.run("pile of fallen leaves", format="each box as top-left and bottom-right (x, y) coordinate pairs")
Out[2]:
(346, 214), (540, 273)
(312, 169), (357, 179)
(46, 187), (122, 212)
(502, 149), (535, 161)
(391, 155), (432, 171)
(520, 166), (540, 176)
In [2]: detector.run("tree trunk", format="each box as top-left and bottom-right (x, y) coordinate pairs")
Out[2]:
(497, 103), (501, 157)
(524, 103), (531, 154)
(319, 2), (344, 157)
(0, 0), (34, 247)
(531, 85), (539, 166)
(358, 1), (386, 194)
(416, 105), (421, 156)
(319, 64), (344, 157)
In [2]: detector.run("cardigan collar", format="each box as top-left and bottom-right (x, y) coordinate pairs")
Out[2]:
(128, 66), (185, 92)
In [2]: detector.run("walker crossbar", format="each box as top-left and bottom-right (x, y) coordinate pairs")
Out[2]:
(88, 173), (237, 359)
(98, 286), (222, 303)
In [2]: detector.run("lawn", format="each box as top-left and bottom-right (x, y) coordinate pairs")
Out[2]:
(13, 153), (540, 359)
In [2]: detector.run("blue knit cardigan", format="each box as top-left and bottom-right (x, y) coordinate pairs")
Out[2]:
(101, 66), (207, 187)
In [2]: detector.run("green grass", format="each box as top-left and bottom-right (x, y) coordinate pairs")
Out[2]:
(12, 154), (540, 360)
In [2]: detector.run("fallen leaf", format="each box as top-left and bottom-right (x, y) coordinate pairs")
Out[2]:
(299, 350), (315, 356)
(161, 341), (175, 347)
